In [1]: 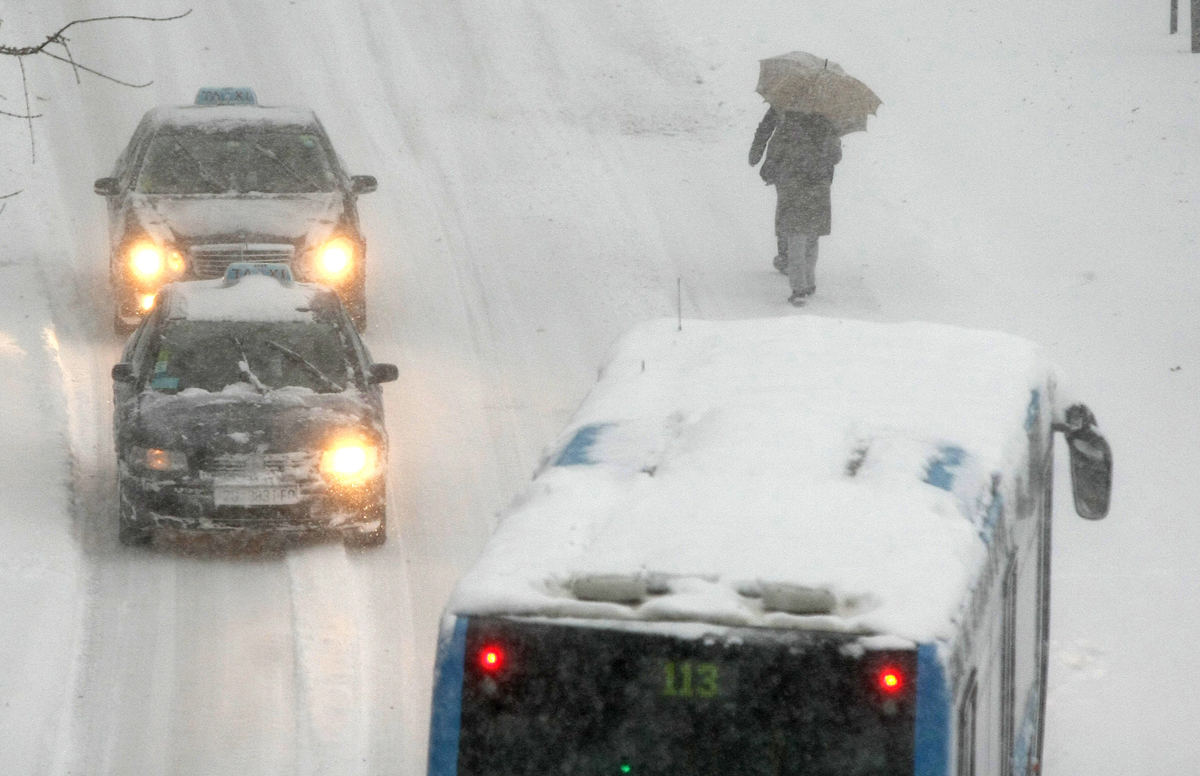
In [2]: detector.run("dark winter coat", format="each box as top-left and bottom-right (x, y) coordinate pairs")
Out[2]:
(750, 107), (842, 236)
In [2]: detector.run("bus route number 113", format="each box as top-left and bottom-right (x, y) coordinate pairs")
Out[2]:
(662, 660), (719, 699)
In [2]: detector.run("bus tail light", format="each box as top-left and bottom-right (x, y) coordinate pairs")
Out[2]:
(877, 666), (904, 694)
(478, 645), (506, 674)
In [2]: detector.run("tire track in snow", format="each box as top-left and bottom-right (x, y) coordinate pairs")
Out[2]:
(286, 544), (370, 776)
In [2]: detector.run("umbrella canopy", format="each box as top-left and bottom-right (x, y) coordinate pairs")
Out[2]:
(756, 51), (881, 134)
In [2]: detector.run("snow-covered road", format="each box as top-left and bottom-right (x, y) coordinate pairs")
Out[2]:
(0, 0), (1195, 773)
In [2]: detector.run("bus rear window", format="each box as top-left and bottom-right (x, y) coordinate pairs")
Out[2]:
(457, 617), (917, 776)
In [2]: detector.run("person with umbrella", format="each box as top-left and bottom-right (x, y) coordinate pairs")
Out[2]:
(749, 52), (880, 306)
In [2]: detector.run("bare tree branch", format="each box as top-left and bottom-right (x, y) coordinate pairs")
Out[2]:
(39, 50), (153, 88)
(18, 56), (32, 162)
(0, 11), (192, 57)
(57, 39), (81, 85)
(0, 10), (193, 162)
(0, 106), (39, 119)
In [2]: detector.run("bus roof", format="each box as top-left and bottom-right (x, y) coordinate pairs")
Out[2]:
(449, 316), (1056, 643)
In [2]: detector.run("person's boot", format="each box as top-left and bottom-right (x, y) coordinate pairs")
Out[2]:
(788, 291), (807, 306)
(774, 254), (788, 273)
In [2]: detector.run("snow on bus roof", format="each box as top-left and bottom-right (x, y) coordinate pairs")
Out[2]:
(147, 104), (319, 131)
(449, 316), (1055, 643)
(163, 275), (323, 322)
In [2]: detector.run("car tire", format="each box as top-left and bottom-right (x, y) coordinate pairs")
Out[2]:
(344, 511), (386, 548)
(117, 488), (153, 547)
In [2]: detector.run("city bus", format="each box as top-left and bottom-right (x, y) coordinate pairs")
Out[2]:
(427, 316), (1112, 776)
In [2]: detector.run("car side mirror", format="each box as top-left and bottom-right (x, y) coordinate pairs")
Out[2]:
(368, 363), (398, 384)
(94, 177), (120, 196)
(1055, 404), (1112, 520)
(111, 363), (137, 384)
(351, 175), (377, 195)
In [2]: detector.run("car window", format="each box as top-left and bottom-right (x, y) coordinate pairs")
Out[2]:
(127, 307), (160, 370)
(136, 129), (337, 195)
(115, 116), (154, 189)
(143, 319), (355, 394)
(340, 307), (374, 370)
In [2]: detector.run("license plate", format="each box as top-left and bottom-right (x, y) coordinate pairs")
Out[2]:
(213, 483), (302, 506)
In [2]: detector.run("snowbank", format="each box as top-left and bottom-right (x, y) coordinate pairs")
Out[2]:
(0, 256), (82, 773)
(450, 316), (1053, 642)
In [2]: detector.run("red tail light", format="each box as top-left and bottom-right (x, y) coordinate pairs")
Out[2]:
(877, 666), (904, 694)
(478, 645), (506, 673)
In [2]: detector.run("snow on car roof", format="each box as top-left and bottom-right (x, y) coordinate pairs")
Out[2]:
(163, 275), (324, 322)
(146, 104), (320, 132)
(449, 316), (1056, 643)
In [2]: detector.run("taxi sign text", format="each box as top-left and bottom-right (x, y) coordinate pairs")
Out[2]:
(223, 262), (293, 284)
(195, 87), (257, 106)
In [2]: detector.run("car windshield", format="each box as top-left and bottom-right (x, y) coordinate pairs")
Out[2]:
(146, 320), (353, 394)
(137, 129), (336, 194)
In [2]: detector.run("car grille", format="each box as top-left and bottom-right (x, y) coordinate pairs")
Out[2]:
(204, 451), (315, 479)
(189, 243), (296, 279)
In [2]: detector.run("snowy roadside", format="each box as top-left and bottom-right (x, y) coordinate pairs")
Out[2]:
(0, 193), (85, 773)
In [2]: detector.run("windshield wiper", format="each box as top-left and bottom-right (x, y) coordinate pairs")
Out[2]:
(248, 141), (323, 192)
(230, 336), (269, 394)
(172, 139), (226, 193)
(265, 340), (343, 392)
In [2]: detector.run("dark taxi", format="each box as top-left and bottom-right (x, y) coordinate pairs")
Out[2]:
(96, 87), (377, 332)
(111, 264), (397, 547)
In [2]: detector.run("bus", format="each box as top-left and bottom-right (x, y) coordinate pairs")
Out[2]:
(427, 316), (1112, 776)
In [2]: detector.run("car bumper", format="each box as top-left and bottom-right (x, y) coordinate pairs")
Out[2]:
(120, 473), (384, 536)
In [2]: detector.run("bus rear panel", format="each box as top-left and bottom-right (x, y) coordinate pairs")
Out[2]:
(433, 616), (927, 776)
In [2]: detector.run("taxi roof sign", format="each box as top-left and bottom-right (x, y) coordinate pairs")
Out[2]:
(195, 87), (257, 106)
(223, 262), (293, 285)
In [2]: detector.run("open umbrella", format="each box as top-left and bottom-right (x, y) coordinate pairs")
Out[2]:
(756, 51), (881, 134)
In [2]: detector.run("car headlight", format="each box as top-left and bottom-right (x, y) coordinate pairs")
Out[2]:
(132, 447), (188, 472)
(316, 237), (355, 279)
(320, 441), (379, 482)
(129, 242), (164, 279)
(128, 242), (186, 280)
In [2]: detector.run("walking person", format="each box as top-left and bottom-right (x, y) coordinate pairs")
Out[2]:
(749, 107), (841, 305)
(750, 51), (880, 306)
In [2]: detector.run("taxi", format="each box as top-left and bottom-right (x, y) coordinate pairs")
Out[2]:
(96, 88), (377, 332)
(111, 264), (397, 547)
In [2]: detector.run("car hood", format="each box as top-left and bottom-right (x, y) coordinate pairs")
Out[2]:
(129, 386), (381, 455)
(131, 192), (343, 247)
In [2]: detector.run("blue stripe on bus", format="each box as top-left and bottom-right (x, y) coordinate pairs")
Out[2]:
(924, 445), (966, 491)
(1011, 683), (1041, 776)
(428, 616), (469, 776)
(553, 423), (612, 466)
(1024, 389), (1040, 433)
(914, 643), (950, 776)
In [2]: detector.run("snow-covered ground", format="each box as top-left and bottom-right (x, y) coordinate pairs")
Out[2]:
(0, 0), (1194, 773)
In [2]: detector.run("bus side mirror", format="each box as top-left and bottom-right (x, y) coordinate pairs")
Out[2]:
(94, 177), (120, 196)
(1055, 404), (1112, 520)
(111, 363), (136, 384)
(351, 175), (377, 195)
